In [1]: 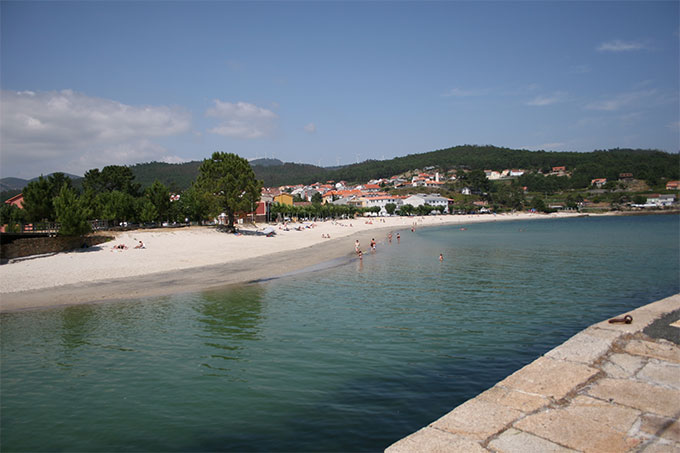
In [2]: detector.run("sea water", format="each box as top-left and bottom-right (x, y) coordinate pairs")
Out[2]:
(1, 215), (678, 452)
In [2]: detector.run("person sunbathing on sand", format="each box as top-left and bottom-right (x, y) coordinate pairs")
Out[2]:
(134, 241), (145, 249)
(113, 243), (128, 250)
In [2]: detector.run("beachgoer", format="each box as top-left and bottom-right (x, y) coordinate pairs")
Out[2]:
(397, 233), (400, 243)
(358, 250), (363, 260)
(370, 238), (376, 251)
(355, 239), (360, 253)
(439, 253), (443, 261)
(134, 241), (145, 249)
(388, 232), (392, 243)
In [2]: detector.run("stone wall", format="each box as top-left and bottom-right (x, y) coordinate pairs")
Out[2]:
(0, 235), (113, 261)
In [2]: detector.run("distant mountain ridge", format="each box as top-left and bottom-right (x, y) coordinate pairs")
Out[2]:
(2, 146), (678, 196)
(249, 158), (284, 167)
(0, 173), (82, 192)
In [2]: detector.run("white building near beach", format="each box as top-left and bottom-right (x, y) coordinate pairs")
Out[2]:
(402, 194), (451, 213)
(359, 195), (403, 215)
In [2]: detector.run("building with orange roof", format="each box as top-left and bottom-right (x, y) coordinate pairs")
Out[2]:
(4, 193), (24, 209)
(591, 178), (607, 188)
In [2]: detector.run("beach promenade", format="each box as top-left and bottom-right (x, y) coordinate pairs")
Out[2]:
(386, 293), (680, 453)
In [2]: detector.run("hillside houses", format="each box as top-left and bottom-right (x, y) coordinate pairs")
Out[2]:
(484, 169), (525, 180)
(252, 160), (679, 220)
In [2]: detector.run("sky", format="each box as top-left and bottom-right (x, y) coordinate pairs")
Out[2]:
(1, 1), (678, 179)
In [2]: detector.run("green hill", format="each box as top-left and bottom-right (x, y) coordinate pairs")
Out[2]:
(4, 146), (678, 196)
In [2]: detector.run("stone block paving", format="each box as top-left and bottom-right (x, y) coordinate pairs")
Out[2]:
(386, 294), (680, 453)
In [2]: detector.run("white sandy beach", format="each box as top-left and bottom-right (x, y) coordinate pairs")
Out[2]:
(0, 212), (582, 310)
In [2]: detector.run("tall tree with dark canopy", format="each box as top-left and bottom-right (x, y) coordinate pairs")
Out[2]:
(195, 152), (262, 231)
(54, 184), (91, 236)
(83, 166), (140, 196)
(22, 176), (54, 221)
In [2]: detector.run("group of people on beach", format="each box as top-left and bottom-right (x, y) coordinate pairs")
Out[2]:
(112, 241), (145, 251)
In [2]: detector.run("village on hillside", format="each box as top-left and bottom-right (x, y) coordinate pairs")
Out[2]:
(251, 165), (679, 223)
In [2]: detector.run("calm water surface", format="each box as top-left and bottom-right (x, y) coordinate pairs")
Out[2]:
(2, 215), (678, 452)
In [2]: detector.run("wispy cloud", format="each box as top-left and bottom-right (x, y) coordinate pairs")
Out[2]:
(304, 122), (317, 134)
(526, 91), (568, 106)
(206, 100), (278, 139)
(585, 90), (656, 111)
(442, 87), (489, 97)
(0, 89), (190, 177)
(597, 40), (648, 52)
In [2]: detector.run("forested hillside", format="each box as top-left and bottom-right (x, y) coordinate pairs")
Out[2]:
(128, 146), (678, 190)
(325, 146), (679, 184)
(3, 146), (679, 196)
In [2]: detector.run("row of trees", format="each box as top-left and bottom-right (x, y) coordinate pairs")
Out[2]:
(1, 152), (262, 235)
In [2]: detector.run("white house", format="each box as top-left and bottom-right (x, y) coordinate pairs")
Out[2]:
(646, 194), (676, 207)
(402, 194), (451, 213)
(359, 195), (403, 215)
(485, 170), (502, 180)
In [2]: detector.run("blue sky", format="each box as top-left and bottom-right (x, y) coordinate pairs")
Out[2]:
(1, 1), (678, 178)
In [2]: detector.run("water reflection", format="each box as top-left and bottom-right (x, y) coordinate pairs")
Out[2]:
(195, 285), (266, 375)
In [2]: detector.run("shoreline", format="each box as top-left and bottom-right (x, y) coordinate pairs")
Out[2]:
(0, 212), (596, 312)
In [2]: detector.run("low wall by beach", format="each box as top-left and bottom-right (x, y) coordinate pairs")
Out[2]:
(0, 234), (113, 262)
(385, 293), (680, 452)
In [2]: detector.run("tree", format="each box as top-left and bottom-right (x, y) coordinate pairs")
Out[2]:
(83, 165), (140, 196)
(22, 176), (54, 221)
(416, 204), (434, 216)
(195, 152), (263, 231)
(0, 203), (27, 232)
(399, 204), (415, 216)
(633, 195), (647, 205)
(54, 184), (91, 236)
(144, 180), (171, 222)
(311, 192), (323, 204)
(531, 197), (548, 213)
(97, 191), (136, 224)
(385, 203), (397, 215)
(138, 199), (158, 224)
(181, 184), (216, 224)
(458, 169), (491, 193)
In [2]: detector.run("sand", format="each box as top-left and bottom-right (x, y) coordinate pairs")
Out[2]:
(0, 212), (582, 312)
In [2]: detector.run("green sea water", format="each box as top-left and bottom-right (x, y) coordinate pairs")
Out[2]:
(1, 214), (678, 452)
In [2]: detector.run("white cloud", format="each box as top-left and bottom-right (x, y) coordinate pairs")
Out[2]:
(597, 40), (647, 52)
(206, 100), (278, 139)
(0, 89), (191, 177)
(304, 122), (317, 134)
(526, 91), (568, 106)
(585, 90), (656, 111)
(442, 87), (488, 97)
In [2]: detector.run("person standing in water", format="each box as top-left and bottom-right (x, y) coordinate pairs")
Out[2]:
(439, 253), (444, 262)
